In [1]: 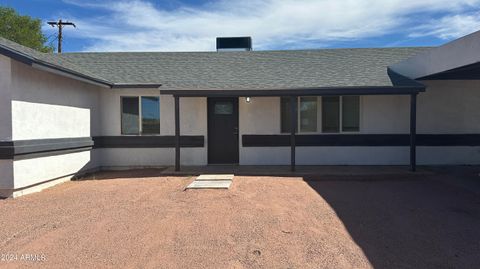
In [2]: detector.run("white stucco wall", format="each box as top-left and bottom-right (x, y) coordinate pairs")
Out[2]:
(0, 55), (12, 141)
(99, 148), (206, 167)
(10, 60), (101, 140)
(238, 80), (480, 165)
(13, 150), (98, 189)
(418, 80), (480, 133)
(0, 160), (14, 189)
(0, 60), (102, 196)
(0, 56), (14, 195)
(98, 89), (208, 166)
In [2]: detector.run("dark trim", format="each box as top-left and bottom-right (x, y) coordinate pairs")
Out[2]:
(0, 46), (34, 65)
(242, 134), (480, 147)
(164, 86), (425, 97)
(174, 96), (180, 171)
(13, 147), (93, 160)
(0, 44), (112, 88)
(290, 96), (297, 172)
(0, 136), (205, 160)
(410, 93), (417, 171)
(0, 137), (93, 160)
(93, 136), (204, 148)
(417, 61), (480, 80)
(0, 141), (14, 159)
(112, 84), (162, 89)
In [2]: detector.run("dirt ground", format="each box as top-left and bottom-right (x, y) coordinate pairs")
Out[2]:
(0, 169), (479, 268)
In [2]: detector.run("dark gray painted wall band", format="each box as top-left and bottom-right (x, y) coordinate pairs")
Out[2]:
(0, 136), (205, 160)
(242, 134), (480, 147)
(2, 134), (479, 160)
(0, 137), (93, 160)
(93, 136), (204, 148)
(13, 147), (94, 161)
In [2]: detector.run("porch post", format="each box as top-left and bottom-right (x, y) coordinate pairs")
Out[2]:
(174, 95), (180, 171)
(410, 93), (417, 172)
(290, 96), (297, 172)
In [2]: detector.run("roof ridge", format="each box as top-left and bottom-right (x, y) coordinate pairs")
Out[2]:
(61, 46), (433, 55)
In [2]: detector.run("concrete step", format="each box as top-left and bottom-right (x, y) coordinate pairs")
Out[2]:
(196, 174), (234, 181)
(186, 180), (232, 189)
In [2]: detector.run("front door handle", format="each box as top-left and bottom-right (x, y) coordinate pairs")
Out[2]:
(233, 127), (238, 135)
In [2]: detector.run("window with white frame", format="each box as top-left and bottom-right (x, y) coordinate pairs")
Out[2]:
(121, 96), (160, 135)
(281, 96), (360, 133)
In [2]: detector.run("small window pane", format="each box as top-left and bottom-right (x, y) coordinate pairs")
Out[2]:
(121, 97), (139, 135)
(322, 96), (340, 133)
(141, 96), (160, 134)
(280, 97), (297, 133)
(300, 97), (317, 132)
(342, 96), (360, 132)
(214, 102), (233, 114)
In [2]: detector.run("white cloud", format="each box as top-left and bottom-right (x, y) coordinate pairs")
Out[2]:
(409, 12), (480, 39)
(47, 0), (480, 51)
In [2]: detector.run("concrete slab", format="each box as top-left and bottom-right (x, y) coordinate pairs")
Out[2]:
(186, 180), (232, 189)
(196, 174), (234, 181)
(162, 165), (432, 176)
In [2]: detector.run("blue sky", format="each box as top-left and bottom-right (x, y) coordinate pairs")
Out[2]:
(2, 0), (480, 52)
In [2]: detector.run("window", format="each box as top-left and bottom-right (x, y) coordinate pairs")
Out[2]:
(141, 97), (160, 134)
(300, 97), (317, 132)
(322, 96), (340, 133)
(281, 96), (360, 133)
(214, 102), (233, 115)
(121, 96), (160, 135)
(281, 97), (317, 133)
(280, 97), (296, 133)
(322, 96), (360, 133)
(121, 97), (139, 135)
(342, 96), (360, 132)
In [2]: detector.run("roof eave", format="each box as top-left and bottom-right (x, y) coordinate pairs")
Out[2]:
(0, 44), (113, 88)
(111, 84), (162, 89)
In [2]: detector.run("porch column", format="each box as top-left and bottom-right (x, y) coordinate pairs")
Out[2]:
(290, 96), (297, 172)
(410, 93), (417, 171)
(174, 95), (180, 171)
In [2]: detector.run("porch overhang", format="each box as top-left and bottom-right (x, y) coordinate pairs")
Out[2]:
(170, 80), (424, 172)
(160, 85), (425, 97)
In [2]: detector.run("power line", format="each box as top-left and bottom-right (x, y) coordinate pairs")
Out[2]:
(47, 19), (76, 53)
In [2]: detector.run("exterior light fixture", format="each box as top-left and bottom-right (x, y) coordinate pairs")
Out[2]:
(245, 97), (251, 103)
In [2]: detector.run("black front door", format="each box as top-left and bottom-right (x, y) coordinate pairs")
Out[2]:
(208, 97), (239, 164)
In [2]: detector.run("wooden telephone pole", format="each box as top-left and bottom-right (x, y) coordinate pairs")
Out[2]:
(47, 20), (76, 53)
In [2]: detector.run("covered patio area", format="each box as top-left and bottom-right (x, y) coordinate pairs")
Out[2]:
(162, 69), (425, 172)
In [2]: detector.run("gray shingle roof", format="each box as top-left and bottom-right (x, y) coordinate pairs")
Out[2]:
(61, 48), (429, 89)
(0, 37), (430, 90)
(0, 37), (111, 85)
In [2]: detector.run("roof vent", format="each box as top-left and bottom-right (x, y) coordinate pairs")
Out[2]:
(216, 37), (252, 51)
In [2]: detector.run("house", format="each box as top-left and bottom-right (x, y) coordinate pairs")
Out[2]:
(1, 31), (480, 198)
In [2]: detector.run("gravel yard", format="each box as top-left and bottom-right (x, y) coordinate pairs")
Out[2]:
(0, 169), (479, 268)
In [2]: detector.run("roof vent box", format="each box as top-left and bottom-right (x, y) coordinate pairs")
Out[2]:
(216, 37), (252, 51)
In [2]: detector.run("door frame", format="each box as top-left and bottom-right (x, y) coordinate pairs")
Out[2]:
(207, 97), (240, 164)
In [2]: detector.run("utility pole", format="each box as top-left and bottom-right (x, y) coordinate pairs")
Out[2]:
(47, 19), (76, 53)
